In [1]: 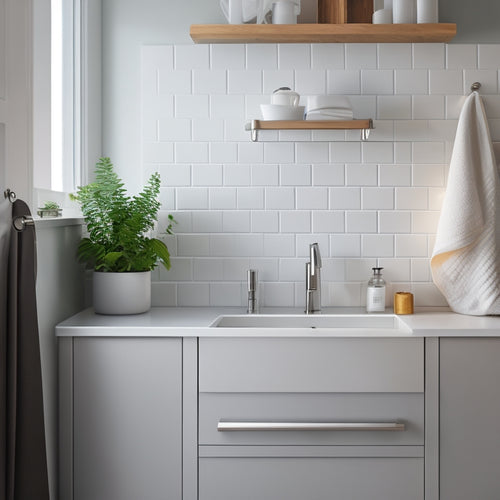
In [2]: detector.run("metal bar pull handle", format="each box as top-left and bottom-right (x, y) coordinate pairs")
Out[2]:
(217, 421), (405, 432)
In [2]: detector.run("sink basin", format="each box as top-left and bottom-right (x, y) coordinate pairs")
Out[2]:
(210, 314), (411, 333)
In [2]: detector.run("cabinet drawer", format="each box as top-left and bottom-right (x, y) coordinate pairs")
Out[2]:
(199, 337), (423, 393)
(199, 392), (424, 446)
(199, 455), (424, 500)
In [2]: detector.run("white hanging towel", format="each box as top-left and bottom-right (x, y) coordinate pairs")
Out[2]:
(431, 91), (500, 315)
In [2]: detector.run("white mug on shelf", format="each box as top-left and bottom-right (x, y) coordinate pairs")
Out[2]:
(272, 0), (298, 24)
(393, 0), (416, 23)
(373, 8), (393, 23)
(271, 87), (300, 106)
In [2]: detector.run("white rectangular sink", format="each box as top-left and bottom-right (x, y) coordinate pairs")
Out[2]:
(210, 314), (411, 334)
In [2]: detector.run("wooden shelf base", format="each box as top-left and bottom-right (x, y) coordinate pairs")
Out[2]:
(190, 23), (456, 44)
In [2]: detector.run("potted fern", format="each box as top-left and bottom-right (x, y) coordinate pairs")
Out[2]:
(72, 157), (175, 314)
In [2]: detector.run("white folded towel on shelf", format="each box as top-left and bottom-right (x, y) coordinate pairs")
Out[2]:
(306, 110), (354, 120)
(305, 95), (354, 121)
(431, 92), (500, 315)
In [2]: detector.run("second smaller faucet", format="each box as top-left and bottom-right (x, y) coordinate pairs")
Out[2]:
(305, 243), (322, 314)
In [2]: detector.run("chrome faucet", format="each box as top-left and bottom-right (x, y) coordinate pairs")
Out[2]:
(247, 269), (258, 314)
(305, 243), (322, 314)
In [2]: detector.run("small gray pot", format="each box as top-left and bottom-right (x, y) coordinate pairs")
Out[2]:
(93, 271), (151, 315)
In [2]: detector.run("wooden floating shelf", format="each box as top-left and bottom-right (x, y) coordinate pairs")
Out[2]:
(246, 119), (373, 141)
(190, 23), (456, 44)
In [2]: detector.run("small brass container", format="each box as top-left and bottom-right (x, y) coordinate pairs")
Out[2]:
(394, 292), (414, 315)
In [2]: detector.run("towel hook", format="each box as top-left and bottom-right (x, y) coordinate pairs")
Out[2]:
(470, 82), (481, 93)
(3, 188), (16, 203)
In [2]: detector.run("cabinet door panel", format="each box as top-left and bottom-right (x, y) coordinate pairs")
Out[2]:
(200, 457), (424, 500)
(199, 337), (424, 393)
(73, 338), (182, 500)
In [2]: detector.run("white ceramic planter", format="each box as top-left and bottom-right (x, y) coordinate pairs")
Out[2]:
(93, 271), (151, 315)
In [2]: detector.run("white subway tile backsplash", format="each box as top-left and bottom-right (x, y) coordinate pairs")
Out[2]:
(346, 44), (377, 70)
(142, 43), (500, 308)
(378, 44), (412, 70)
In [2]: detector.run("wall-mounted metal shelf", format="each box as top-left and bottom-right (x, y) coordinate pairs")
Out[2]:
(245, 119), (374, 141)
(190, 23), (456, 44)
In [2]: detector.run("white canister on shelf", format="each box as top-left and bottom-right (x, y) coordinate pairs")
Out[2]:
(372, 8), (393, 23)
(417, 0), (438, 23)
(384, 0), (393, 8)
(393, 0), (416, 23)
(272, 0), (298, 24)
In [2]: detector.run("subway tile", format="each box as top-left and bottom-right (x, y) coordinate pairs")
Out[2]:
(210, 283), (243, 306)
(464, 69), (498, 95)
(412, 95), (445, 119)
(159, 188), (175, 211)
(209, 187), (237, 209)
(362, 234), (394, 257)
(412, 142), (445, 164)
(263, 234), (295, 257)
(379, 211), (411, 233)
(280, 130), (312, 141)
(239, 142), (264, 163)
(224, 164), (251, 186)
(362, 142), (394, 163)
(345, 164), (378, 186)
(265, 187), (295, 209)
(246, 44), (278, 70)
(165, 211), (191, 233)
(330, 142), (361, 163)
(296, 234), (330, 257)
(412, 211), (440, 234)
(176, 187), (209, 209)
(222, 210), (250, 232)
(378, 44), (412, 69)
(210, 95), (245, 119)
(211, 44), (245, 70)
(362, 188), (394, 209)
(345, 258), (377, 281)
(395, 234), (428, 257)
(159, 257), (192, 281)
(395, 187), (428, 209)
(158, 118), (191, 142)
(263, 70), (295, 94)
(378, 96), (412, 119)
(143, 142), (174, 163)
(296, 142), (329, 163)
(312, 211), (345, 233)
(413, 43), (445, 69)
(192, 69), (227, 94)
(224, 119), (249, 141)
(478, 44), (500, 69)
(378, 258), (411, 282)
(429, 69), (463, 95)
(159, 70), (191, 94)
(427, 120), (458, 142)
(279, 43), (311, 69)
(329, 187), (361, 209)
(330, 234), (361, 257)
(280, 211), (311, 233)
(175, 95), (209, 119)
(394, 120), (429, 141)
(361, 70), (394, 95)
(346, 44), (377, 69)
(447, 44), (477, 69)
(363, 120), (394, 141)
(325, 283), (362, 307)
(379, 164), (411, 186)
(295, 70), (327, 95)
(252, 164), (279, 186)
(151, 282), (176, 307)
(262, 282), (295, 307)
(175, 45), (209, 70)
(159, 164), (191, 186)
(311, 44), (345, 70)
(279, 258), (307, 281)
(411, 258), (432, 282)
(192, 164), (223, 186)
(412, 283), (448, 307)
(223, 258), (251, 281)
(175, 142), (209, 163)
(482, 95), (500, 119)
(192, 119), (224, 142)
(327, 70), (361, 94)
(395, 69), (428, 94)
(348, 96), (377, 119)
(192, 211), (223, 232)
(412, 164), (445, 187)
(280, 164), (311, 186)
(296, 187), (328, 209)
(428, 187), (445, 211)
(313, 164), (345, 186)
(321, 258), (346, 282)
(210, 142), (238, 163)
(227, 70), (262, 94)
(394, 142), (412, 163)
(251, 211), (279, 232)
(177, 234), (210, 256)
(264, 142), (295, 164)
(237, 187), (265, 209)
(345, 211), (377, 233)
(210, 234), (263, 257)
(177, 283), (210, 307)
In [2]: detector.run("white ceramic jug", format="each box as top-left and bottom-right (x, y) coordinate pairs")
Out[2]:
(271, 87), (300, 106)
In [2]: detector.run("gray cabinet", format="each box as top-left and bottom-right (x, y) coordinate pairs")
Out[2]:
(440, 338), (500, 500)
(59, 337), (185, 500)
(199, 337), (425, 500)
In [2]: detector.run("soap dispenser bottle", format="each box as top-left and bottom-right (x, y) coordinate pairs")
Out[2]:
(366, 267), (386, 313)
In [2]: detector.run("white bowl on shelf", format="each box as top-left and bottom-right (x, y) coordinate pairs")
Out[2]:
(260, 104), (305, 121)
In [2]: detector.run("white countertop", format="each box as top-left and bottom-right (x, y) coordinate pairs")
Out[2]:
(55, 306), (500, 337)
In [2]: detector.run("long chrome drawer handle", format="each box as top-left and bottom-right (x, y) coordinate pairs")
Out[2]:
(217, 421), (405, 432)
